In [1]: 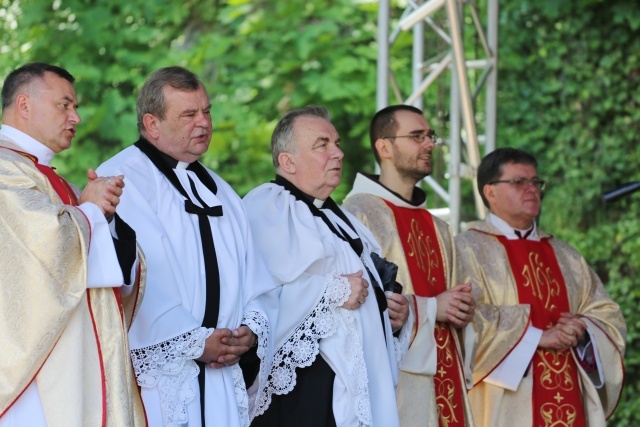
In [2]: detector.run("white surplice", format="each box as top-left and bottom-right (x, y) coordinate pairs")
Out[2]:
(98, 145), (277, 427)
(243, 182), (409, 427)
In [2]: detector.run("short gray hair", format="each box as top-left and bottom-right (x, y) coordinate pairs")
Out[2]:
(271, 105), (331, 167)
(137, 66), (204, 134)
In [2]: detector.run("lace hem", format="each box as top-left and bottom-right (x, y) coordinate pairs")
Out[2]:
(131, 327), (213, 426)
(243, 310), (271, 422)
(232, 364), (249, 427)
(340, 308), (372, 425)
(394, 295), (413, 366)
(253, 274), (351, 417)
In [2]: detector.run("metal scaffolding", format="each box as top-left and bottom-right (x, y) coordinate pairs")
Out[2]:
(376, 0), (498, 232)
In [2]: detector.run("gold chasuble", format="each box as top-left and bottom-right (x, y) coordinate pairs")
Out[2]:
(384, 201), (466, 427)
(0, 142), (146, 427)
(495, 236), (585, 427)
(455, 219), (626, 427)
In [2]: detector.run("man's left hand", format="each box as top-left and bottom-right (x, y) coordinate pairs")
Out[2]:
(386, 292), (409, 332)
(210, 325), (257, 368)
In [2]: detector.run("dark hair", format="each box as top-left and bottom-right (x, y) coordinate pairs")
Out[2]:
(369, 104), (425, 163)
(1, 62), (74, 111)
(271, 105), (331, 167)
(137, 66), (204, 134)
(477, 147), (538, 207)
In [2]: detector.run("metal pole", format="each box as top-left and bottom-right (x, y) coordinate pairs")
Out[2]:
(485, 0), (499, 154)
(449, 66), (461, 233)
(377, 0), (390, 111)
(412, 0), (424, 110)
(446, 0), (486, 218)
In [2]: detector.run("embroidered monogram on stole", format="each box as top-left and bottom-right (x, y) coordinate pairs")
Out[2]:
(384, 201), (466, 427)
(497, 237), (585, 427)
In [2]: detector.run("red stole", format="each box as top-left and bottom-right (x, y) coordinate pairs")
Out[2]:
(384, 201), (466, 427)
(34, 163), (79, 206)
(496, 236), (585, 427)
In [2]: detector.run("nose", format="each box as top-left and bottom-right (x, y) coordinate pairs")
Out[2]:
(196, 111), (211, 127)
(523, 181), (540, 193)
(424, 134), (436, 148)
(69, 108), (81, 124)
(332, 143), (344, 160)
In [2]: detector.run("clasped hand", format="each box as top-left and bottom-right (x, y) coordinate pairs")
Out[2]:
(435, 283), (476, 328)
(342, 270), (369, 310)
(80, 169), (125, 218)
(539, 313), (587, 351)
(198, 325), (257, 369)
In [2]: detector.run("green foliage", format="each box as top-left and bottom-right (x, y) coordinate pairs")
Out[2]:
(2, 0), (639, 421)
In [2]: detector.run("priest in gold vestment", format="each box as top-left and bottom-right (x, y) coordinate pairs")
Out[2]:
(344, 105), (476, 427)
(0, 63), (146, 427)
(455, 148), (625, 427)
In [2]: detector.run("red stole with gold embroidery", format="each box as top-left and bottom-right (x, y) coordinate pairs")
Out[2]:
(496, 236), (585, 427)
(384, 201), (466, 427)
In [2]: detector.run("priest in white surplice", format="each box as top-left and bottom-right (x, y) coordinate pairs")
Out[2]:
(244, 105), (412, 427)
(97, 67), (278, 427)
(0, 63), (145, 427)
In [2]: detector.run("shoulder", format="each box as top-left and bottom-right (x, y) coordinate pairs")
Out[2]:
(545, 235), (583, 261)
(430, 214), (453, 237)
(98, 145), (147, 176)
(455, 222), (495, 246)
(342, 193), (395, 232)
(244, 183), (293, 215)
(343, 193), (388, 215)
(0, 144), (42, 183)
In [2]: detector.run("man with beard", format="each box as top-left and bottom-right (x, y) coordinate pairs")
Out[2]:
(244, 105), (411, 426)
(97, 66), (277, 426)
(455, 147), (625, 426)
(343, 104), (476, 427)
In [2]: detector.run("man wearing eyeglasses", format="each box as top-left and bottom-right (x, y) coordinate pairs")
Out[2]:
(343, 104), (476, 427)
(455, 147), (625, 427)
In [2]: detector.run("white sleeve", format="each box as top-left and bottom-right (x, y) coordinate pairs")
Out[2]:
(77, 202), (124, 289)
(484, 324), (542, 391)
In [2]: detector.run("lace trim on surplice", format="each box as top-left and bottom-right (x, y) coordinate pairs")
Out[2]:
(252, 274), (351, 417)
(242, 310), (271, 422)
(130, 327), (212, 426)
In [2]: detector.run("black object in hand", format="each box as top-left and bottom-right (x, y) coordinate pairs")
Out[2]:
(370, 252), (403, 294)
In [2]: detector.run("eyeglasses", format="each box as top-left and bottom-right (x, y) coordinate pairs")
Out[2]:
(382, 129), (438, 144)
(489, 178), (546, 191)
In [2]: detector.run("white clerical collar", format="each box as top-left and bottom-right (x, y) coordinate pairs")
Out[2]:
(176, 161), (190, 170)
(0, 124), (55, 165)
(346, 172), (426, 209)
(313, 198), (325, 208)
(488, 212), (539, 241)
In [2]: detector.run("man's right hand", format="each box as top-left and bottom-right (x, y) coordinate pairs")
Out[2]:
(80, 169), (125, 217)
(342, 270), (369, 310)
(435, 283), (475, 328)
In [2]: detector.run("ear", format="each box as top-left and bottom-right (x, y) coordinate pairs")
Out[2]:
(142, 113), (160, 139)
(278, 152), (296, 174)
(483, 183), (496, 206)
(15, 94), (30, 119)
(375, 138), (393, 161)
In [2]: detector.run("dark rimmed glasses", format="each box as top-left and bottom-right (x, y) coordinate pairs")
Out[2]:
(382, 129), (438, 144)
(489, 178), (546, 192)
